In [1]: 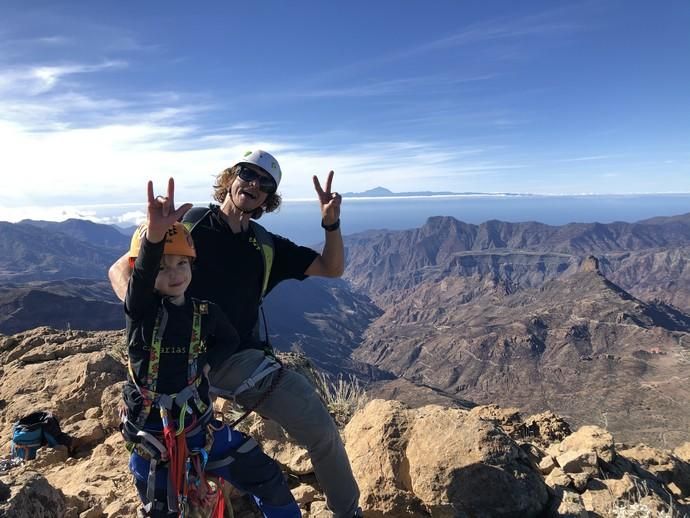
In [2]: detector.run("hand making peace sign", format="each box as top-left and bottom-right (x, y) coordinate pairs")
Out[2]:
(145, 177), (193, 243)
(313, 170), (341, 227)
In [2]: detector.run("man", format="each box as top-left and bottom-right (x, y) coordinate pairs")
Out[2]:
(109, 150), (361, 518)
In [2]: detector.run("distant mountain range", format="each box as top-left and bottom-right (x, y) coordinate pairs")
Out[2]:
(0, 279), (121, 334)
(341, 186), (518, 197)
(3, 213), (690, 446)
(0, 219), (128, 282)
(339, 213), (690, 446)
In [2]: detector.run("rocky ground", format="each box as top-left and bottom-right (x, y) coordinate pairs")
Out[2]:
(0, 327), (689, 517)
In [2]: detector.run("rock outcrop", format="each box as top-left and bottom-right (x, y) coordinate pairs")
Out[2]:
(1, 327), (689, 517)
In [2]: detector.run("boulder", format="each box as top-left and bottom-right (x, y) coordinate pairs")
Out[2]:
(0, 471), (67, 517)
(580, 473), (677, 516)
(245, 414), (313, 475)
(292, 483), (321, 505)
(521, 411), (572, 446)
(556, 450), (599, 476)
(538, 455), (556, 475)
(548, 425), (615, 464)
(30, 445), (70, 470)
(343, 399), (425, 516)
(64, 418), (105, 453)
(619, 443), (690, 497)
(553, 488), (588, 517)
(44, 433), (138, 512)
(569, 472), (591, 492)
(468, 404), (523, 438)
(344, 399), (549, 517)
(545, 467), (572, 489)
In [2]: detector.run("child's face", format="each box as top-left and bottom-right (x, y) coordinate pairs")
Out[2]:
(154, 254), (192, 299)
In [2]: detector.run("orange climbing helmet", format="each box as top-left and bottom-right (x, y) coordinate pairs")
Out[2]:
(128, 222), (196, 268)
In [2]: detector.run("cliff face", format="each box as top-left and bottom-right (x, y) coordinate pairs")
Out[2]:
(343, 214), (690, 313)
(339, 216), (690, 449)
(352, 260), (690, 448)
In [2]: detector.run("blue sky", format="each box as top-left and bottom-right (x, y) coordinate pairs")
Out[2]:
(1, 1), (689, 223)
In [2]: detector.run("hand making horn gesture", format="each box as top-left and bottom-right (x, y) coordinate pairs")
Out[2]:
(313, 170), (341, 230)
(146, 177), (193, 243)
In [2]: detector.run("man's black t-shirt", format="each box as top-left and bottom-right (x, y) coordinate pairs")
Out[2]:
(186, 205), (318, 349)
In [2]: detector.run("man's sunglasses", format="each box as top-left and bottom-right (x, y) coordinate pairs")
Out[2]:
(237, 166), (277, 194)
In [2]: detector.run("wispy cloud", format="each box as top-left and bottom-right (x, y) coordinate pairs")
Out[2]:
(0, 60), (126, 96)
(556, 155), (614, 162)
(255, 74), (494, 100)
(308, 5), (589, 86)
(399, 8), (584, 59)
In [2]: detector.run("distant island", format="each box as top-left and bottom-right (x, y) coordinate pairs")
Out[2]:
(341, 186), (519, 198)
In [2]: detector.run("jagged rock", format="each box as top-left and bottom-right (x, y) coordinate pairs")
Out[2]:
(569, 472), (591, 492)
(548, 425), (616, 464)
(675, 441), (690, 462)
(581, 474), (638, 513)
(545, 467), (572, 488)
(64, 418), (106, 453)
(0, 336), (125, 453)
(30, 445), (70, 469)
(0, 477), (10, 501)
(579, 473), (681, 516)
(556, 450), (599, 476)
(619, 443), (690, 497)
(2, 327), (690, 517)
(538, 455), (556, 475)
(244, 415), (313, 475)
(307, 500), (332, 517)
(344, 399), (549, 517)
(553, 488), (588, 517)
(342, 399), (424, 516)
(292, 483), (321, 505)
(468, 404), (523, 437)
(518, 442), (543, 465)
(581, 255), (600, 273)
(99, 382), (124, 432)
(0, 470), (67, 517)
(522, 411), (572, 445)
(0, 336), (18, 352)
(44, 433), (138, 512)
(84, 407), (101, 419)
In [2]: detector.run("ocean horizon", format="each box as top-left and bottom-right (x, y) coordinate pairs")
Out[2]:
(3, 193), (690, 246)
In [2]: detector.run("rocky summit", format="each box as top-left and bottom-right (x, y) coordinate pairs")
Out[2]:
(0, 328), (689, 517)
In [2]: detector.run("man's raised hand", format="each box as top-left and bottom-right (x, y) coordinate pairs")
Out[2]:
(146, 178), (192, 243)
(313, 170), (341, 226)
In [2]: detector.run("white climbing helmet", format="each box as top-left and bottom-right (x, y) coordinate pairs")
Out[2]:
(234, 149), (282, 188)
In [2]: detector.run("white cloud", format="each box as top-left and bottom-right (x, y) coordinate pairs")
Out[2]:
(556, 155), (614, 162)
(0, 26), (527, 214)
(0, 60), (126, 96)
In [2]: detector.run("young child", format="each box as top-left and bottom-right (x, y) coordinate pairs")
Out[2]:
(121, 179), (300, 518)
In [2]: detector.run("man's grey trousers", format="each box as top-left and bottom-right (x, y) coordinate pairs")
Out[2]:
(209, 349), (360, 518)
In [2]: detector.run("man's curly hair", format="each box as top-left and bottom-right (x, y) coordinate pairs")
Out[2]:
(212, 164), (281, 219)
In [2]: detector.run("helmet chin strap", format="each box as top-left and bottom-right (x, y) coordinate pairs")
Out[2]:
(228, 189), (255, 215)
